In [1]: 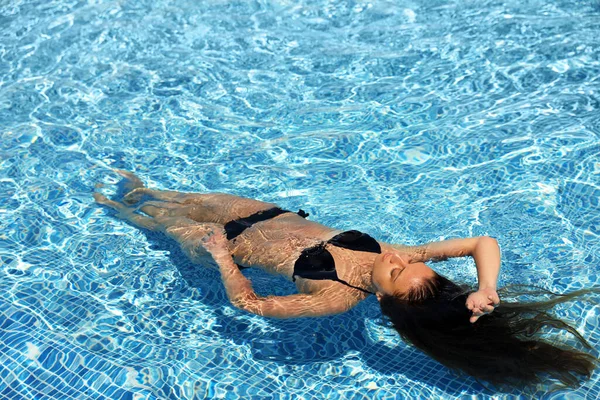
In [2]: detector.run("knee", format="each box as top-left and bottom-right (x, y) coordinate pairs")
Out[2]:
(140, 204), (169, 217)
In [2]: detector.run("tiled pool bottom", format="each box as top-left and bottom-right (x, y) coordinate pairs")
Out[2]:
(2, 0), (600, 397)
(1, 212), (599, 399)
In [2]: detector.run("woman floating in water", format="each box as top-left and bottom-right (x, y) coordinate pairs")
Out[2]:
(94, 171), (598, 389)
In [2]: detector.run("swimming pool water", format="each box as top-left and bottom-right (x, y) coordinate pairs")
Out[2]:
(1, 0), (599, 398)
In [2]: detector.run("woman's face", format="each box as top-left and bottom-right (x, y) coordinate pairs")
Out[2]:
(372, 252), (435, 298)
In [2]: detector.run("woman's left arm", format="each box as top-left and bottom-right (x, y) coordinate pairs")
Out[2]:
(470, 236), (501, 292)
(200, 226), (358, 318)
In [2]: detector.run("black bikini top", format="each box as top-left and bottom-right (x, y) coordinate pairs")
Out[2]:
(293, 230), (381, 294)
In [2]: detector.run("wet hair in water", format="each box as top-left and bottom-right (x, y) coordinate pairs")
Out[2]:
(379, 273), (599, 389)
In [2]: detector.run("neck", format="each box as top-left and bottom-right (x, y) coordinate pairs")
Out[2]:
(356, 256), (378, 294)
(331, 247), (378, 295)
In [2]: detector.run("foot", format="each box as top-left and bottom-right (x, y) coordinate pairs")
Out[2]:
(115, 170), (145, 192)
(123, 187), (151, 205)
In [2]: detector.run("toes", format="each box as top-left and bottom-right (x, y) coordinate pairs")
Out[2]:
(93, 192), (109, 204)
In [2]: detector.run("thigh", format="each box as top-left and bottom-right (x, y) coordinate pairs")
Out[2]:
(183, 193), (277, 224)
(135, 192), (277, 225)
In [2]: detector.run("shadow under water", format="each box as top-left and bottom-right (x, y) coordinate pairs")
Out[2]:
(95, 185), (488, 395)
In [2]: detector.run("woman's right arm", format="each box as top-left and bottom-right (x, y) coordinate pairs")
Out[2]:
(392, 236), (501, 322)
(391, 236), (501, 291)
(217, 257), (358, 318)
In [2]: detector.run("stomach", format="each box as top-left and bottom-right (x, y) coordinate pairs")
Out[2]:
(230, 214), (336, 277)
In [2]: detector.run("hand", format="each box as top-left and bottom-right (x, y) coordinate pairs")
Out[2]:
(465, 288), (500, 323)
(198, 224), (230, 259)
(165, 223), (231, 263)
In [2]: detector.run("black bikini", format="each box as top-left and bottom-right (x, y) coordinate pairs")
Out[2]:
(224, 207), (379, 295)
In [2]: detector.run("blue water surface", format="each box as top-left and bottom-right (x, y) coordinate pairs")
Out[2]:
(1, 0), (600, 398)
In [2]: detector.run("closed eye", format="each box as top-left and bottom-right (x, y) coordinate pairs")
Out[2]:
(391, 267), (403, 282)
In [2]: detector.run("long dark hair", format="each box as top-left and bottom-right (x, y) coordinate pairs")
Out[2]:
(379, 273), (599, 389)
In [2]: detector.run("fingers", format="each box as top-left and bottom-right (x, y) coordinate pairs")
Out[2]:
(466, 297), (499, 311)
(469, 303), (494, 314)
(469, 306), (485, 324)
(466, 300), (487, 311)
(468, 304), (496, 323)
(488, 293), (500, 306)
(481, 304), (494, 313)
(470, 306), (485, 322)
(466, 290), (501, 323)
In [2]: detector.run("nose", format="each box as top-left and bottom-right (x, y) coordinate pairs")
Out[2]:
(395, 254), (411, 265)
(387, 253), (407, 265)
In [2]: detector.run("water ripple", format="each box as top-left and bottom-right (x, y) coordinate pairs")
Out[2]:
(1, 0), (599, 398)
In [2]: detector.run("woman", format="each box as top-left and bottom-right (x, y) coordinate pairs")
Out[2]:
(94, 170), (598, 389)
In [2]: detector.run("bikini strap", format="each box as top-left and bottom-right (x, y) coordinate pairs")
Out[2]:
(333, 278), (375, 295)
(297, 209), (309, 218)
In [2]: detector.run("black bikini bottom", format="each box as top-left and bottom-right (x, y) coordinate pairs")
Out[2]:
(224, 207), (309, 240)
(226, 206), (308, 271)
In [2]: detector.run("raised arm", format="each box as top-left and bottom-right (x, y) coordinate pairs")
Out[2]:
(391, 236), (501, 322)
(391, 236), (501, 290)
